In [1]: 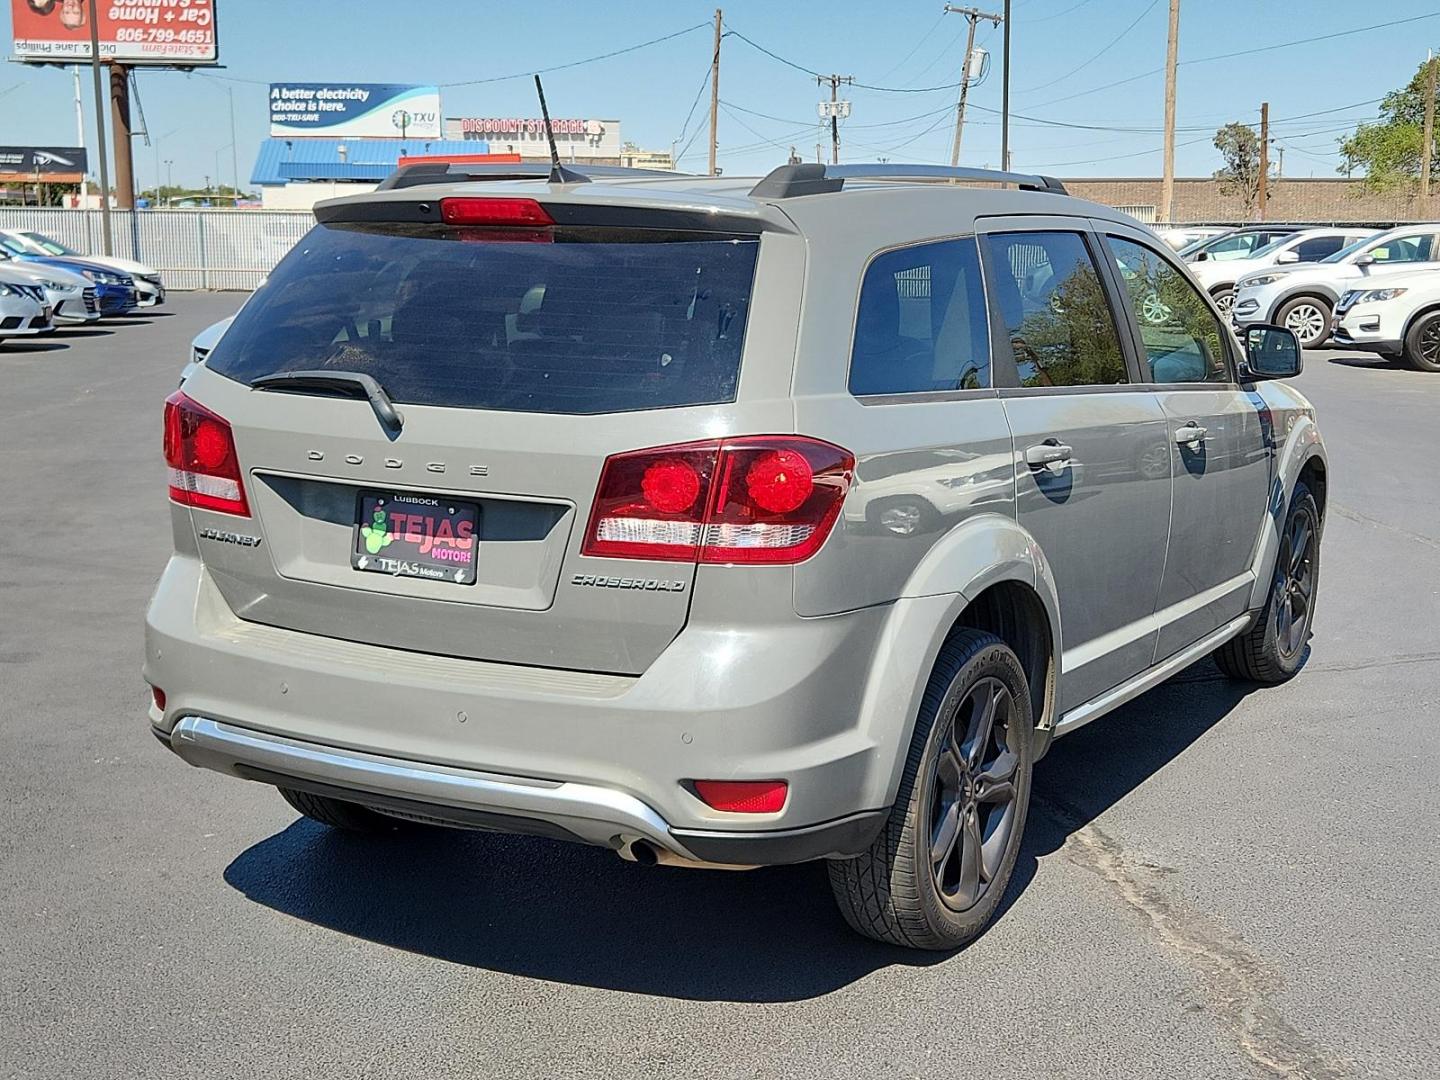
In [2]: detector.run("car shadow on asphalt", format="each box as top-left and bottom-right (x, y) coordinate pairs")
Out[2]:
(223, 657), (1265, 1002)
(52, 327), (114, 338)
(1325, 355), (1400, 371)
(1, 340), (69, 353)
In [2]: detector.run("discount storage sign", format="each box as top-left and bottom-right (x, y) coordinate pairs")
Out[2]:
(269, 84), (442, 139)
(10, 0), (218, 64)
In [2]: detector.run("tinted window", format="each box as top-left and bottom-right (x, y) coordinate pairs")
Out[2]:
(1201, 233), (1263, 260)
(1294, 236), (1345, 261)
(984, 231), (1128, 388)
(206, 223), (759, 415)
(1365, 233), (1436, 263)
(849, 237), (991, 395)
(1107, 237), (1229, 384)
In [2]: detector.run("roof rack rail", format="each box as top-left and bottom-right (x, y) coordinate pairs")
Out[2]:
(748, 162), (1067, 199)
(376, 161), (690, 191)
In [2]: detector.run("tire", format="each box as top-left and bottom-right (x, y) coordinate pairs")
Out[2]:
(1275, 296), (1332, 349)
(828, 629), (1034, 950)
(1213, 481), (1320, 684)
(1210, 286), (1235, 317)
(278, 786), (396, 832)
(1402, 310), (1440, 372)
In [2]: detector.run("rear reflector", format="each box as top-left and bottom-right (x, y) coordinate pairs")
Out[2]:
(439, 197), (554, 227)
(581, 436), (853, 565)
(693, 780), (789, 814)
(163, 390), (249, 516)
(150, 686), (166, 711)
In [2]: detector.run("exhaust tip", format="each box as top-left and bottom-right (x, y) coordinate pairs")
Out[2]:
(627, 839), (660, 866)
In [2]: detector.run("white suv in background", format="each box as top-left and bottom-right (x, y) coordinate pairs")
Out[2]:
(1191, 227), (1375, 316)
(1332, 268), (1440, 371)
(1231, 225), (1440, 348)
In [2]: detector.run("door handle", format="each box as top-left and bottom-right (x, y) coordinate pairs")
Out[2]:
(1174, 423), (1208, 446)
(1025, 442), (1073, 467)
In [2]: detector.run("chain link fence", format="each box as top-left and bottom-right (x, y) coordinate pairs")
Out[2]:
(0, 208), (314, 291)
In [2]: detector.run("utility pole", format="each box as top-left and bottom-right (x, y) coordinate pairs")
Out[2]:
(1160, 0), (1180, 223)
(944, 6), (1003, 168)
(85, 0), (112, 254)
(707, 8), (722, 176)
(1422, 51), (1436, 206)
(816, 74), (854, 164)
(1256, 101), (1269, 222)
(110, 63), (135, 209)
(1001, 0), (1012, 171)
(1276, 146), (1284, 179)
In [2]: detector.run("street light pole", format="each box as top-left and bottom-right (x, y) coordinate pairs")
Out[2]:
(228, 85), (240, 204)
(86, 0), (113, 254)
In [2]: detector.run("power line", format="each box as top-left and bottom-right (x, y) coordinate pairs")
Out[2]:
(1016, 0), (1162, 94)
(724, 25), (964, 93)
(441, 22), (711, 86)
(1023, 0), (1100, 24)
(1024, 12), (1440, 109)
(873, 10), (951, 83)
(672, 61), (715, 155)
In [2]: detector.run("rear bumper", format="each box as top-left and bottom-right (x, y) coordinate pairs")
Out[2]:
(159, 716), (885, 863)
(144, 555), (920, 864)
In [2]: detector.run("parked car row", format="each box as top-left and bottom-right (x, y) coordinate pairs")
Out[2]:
(0, 228), (166, 347)
(1149, 221), (1440, 367)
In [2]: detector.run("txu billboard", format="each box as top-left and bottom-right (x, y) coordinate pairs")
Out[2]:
(269, 84), (442, 139)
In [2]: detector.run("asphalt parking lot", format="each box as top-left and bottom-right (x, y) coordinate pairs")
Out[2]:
(2, 293), (1436, 1080)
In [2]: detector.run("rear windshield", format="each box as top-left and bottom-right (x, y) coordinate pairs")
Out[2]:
(205, 222), (760, 414)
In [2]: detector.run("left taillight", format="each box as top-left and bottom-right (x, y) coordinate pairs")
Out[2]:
(163, 390), (249, 517)
(580, 436), (853, 565)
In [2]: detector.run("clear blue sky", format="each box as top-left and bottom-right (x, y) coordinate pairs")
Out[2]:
(3, 0), (1438, 191)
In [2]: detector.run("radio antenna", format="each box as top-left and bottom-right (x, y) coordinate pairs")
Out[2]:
(534, 75), (589, 185)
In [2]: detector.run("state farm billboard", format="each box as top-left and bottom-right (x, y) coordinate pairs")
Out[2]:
(10, 0), (218, 65)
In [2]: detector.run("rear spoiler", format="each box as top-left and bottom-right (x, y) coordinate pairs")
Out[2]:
(376, 161), (692, 191)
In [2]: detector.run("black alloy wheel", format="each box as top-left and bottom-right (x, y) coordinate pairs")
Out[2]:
(927, 677), (1022, 912)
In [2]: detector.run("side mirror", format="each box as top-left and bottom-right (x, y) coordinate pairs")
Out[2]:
(1353, 254), (1375, 268)
(1275, 250), (1300, 264)
(1194, 250), (1209, 262)
(1243, 325), (1303, 380)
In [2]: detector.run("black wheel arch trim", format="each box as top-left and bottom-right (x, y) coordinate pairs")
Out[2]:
(670, 808), (890, 865)
(1266, 284), (1340, 321)
(1402, 302), (1440, 342)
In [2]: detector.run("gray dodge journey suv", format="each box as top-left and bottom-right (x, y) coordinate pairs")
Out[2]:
(147, 161), (1325, 949)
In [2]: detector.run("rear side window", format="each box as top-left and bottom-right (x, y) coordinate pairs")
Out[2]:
(983, 231), (1129, 388)
(1365, 233), (1436, 264)
(849, 237), (991, 395)
(206, 223), (759, 415)
(1294, 236), (1345, 261)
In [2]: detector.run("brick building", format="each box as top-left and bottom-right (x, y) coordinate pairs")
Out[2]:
(1061, 177), (1437, 225)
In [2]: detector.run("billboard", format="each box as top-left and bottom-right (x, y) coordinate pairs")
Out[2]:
(10, 0), (218, 65)
(443, 117), (621, 160)
(270, 84), (442, 140)
(0, 146), (88, 176)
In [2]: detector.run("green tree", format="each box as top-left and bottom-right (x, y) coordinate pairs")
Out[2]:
(1338, 58), (1439, 190)
(1213, 121), (1268, 213)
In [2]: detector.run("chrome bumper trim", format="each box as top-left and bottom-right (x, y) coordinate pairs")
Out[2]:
(167, 716), (691, 856)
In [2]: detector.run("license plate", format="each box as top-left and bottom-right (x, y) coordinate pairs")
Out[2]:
(352, 491), (478, 584)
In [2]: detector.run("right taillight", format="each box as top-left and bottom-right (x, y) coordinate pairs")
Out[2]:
(163, 390), (249, 517)
(581, 436), (853, 565)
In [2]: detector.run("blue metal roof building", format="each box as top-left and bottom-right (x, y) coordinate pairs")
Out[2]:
(250, 137), (491, 186)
